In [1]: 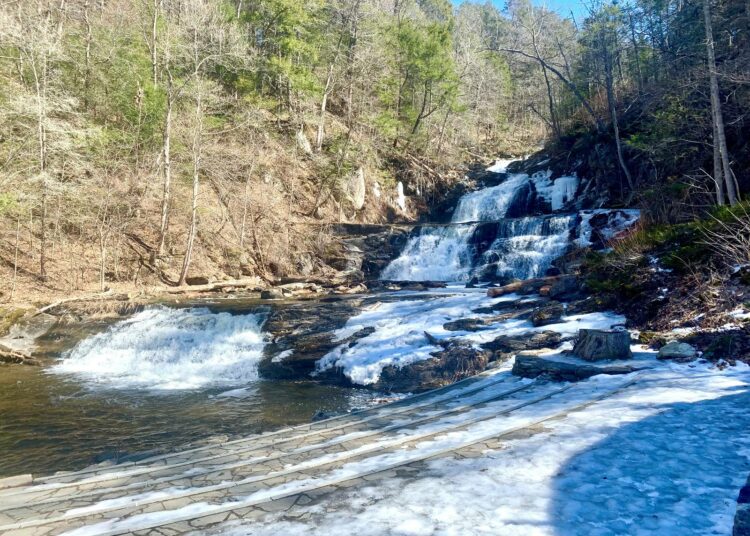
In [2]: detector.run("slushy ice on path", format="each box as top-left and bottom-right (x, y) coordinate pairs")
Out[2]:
(1, 360), (748, 536)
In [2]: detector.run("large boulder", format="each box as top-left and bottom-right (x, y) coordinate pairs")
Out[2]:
(260, 289), (284, 300)
(483, 331), (563, 362)
(572, 329), (632, 361)
(657, 341), (698, 362)
(512, 352), (641, 381)
(374, 341), (491, 392)
(346, 167), (366, 210)
(530, 302), (564, 327)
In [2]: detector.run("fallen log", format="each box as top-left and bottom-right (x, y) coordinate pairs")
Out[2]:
(0, 346), (40, 366)
(34, 290), (119, 316)
(487, 275), (577, 298)
(159, 278), (266, 295)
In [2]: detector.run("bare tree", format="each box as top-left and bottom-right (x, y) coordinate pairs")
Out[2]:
(703, 0), (739, 205)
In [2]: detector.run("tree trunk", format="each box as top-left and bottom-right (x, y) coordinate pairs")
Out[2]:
(239, 162), (256, 250)
(712, 121), (725, 205)
(316, 64), (334, 152)
(99, 230), (107, 291)
(603, 36), (635, 193)
(11, 219), (20, 301)
(31, 47), (49, 281)
(541, 64), (560, 139)
(157, 79), (173, 256)
(703, 0), (739, 205)
(178, 94), (203, 286)
(83, 0), (92, 109)
(495, 47), (604, 132)
(151, 0), (160, 85)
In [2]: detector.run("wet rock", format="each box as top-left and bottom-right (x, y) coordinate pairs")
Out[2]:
(572, 329), (632, 361)
(657, 341), (698, 362)
(443, 318), (489, 332)
(472, 298), (544, 315)
(368, 280), (447, 292)
(547, 275), (579, 299)
(566, 296), (614, 315)
(374, 341), (490, 392)
(483, 331), (563, 362)
(260, 289), (284, 300)
(0, 346), (41, 366)
(531, 302), (564, 327)
(311, 410), (340, 422)
(258, 298), (365, 381)
(512, 352), (641, 381)
(504, 181), (538, 218)
(465, 277), (479, 289)
(0, 312), (57, 355)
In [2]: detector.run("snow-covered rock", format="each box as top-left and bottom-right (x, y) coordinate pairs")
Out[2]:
(658, 341), (698, 362)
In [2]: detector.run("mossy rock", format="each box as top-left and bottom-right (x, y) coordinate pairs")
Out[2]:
(0, 307), (33, 337)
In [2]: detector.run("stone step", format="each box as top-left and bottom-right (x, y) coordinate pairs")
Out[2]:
(0, 372), (521, 505)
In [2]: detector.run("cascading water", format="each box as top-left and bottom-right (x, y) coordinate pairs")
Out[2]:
(483, 215), (577, 281)
(381, 166), (639, 282)
(51, 307), (267, 390)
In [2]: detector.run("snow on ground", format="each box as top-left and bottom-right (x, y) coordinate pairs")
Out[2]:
(315, 287), (624, 385)
(212, 361), (750, 536)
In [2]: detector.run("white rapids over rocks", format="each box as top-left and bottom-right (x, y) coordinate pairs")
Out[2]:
(51, 307), (267, 390)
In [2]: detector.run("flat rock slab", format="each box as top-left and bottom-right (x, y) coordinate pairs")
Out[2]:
(512, 351), (654, 382)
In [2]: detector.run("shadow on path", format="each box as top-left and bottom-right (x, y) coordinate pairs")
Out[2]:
(551, 387), (750, 536)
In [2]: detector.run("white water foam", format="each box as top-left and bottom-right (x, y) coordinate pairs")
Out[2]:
(51, 307), (267, 390)
(484, 215), (576, 281)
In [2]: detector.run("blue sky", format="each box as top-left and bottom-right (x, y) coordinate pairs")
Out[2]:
(453, 0), (589, 21)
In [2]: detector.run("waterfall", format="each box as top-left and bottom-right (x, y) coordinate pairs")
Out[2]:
(483, 215), (577, 281)
(381, 168), (638, 283)
(51, 307), (267, 390)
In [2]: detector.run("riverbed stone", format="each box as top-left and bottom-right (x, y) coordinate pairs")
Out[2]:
(512, 352), (643, 381)
(657, 341), (698, 362)
(374, 341), (491, 392)
(530, 302), (564, 327)
(261, 289), (284, 300)
(572, 329), (632, 361)
(482, 331), (563, 362)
